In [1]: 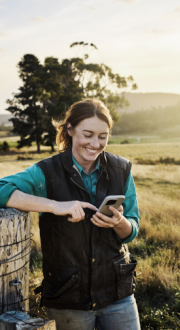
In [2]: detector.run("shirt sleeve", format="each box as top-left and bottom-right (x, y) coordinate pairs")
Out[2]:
(116, 172), (139, 244)
(0, 164), (47, 208)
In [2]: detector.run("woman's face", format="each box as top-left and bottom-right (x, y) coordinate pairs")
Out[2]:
(68, 116), (109, 166)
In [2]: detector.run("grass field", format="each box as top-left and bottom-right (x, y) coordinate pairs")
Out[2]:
(0, 137), (180, 329)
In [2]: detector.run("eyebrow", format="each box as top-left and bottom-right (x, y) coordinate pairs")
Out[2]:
(82, 130), (108, 134)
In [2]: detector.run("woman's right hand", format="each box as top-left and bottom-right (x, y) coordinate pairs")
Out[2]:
(53, 200), (97, 223)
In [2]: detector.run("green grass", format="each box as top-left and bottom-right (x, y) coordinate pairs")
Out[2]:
(108, 134), (180, 144)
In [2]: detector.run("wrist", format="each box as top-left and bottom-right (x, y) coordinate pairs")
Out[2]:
(47, 199), (57, 213)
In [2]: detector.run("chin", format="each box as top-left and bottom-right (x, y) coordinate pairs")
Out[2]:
(83, 150), (101, 161)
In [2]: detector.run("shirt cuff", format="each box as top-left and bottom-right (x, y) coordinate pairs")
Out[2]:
(115, 218), (139, 244)
(0, 185), (18, 208)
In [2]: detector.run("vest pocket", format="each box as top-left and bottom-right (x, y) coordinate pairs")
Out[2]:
(113, 253), (137, 300)
(42, 270), (81, 304)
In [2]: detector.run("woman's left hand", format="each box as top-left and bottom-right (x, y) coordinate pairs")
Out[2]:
(91, 205), (123, 228)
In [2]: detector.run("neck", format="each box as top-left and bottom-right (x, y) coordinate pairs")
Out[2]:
(82, 161), (97, 175)
(72, 154), (98, 175)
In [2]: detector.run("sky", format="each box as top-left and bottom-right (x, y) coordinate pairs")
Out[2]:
(0, 0), (180, 114)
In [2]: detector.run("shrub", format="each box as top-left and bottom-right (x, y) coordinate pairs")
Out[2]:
(135, 157), (180, 165)
(121, 139), (130, 144)
(0, 141), (9, 152)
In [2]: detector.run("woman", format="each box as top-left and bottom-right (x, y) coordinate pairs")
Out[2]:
(0, 98), (140, 330)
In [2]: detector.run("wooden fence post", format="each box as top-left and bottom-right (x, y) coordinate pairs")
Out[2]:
(0, 208), (57, 330)
(0, 208), (31, 314)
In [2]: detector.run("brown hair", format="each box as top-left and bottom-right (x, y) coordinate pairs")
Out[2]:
(53, 98), (113, 151)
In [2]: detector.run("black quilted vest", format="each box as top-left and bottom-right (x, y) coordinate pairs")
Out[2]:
(36, 146), (137, 311)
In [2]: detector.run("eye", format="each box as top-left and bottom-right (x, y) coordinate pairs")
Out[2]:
(84, 135), (92, 138)
(99, 136), (107, 140)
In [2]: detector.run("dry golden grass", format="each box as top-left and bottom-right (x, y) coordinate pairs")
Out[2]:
(106, 142), (180, 162)
(129, 159), (180, 296)
(137, 254), (180, 292)
(1, 141), (180, 299)
(132, 163), (180, 184)
(0, 160), (35, 177)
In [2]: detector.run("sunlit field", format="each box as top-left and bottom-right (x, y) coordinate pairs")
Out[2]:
(0, 138), (180, 329)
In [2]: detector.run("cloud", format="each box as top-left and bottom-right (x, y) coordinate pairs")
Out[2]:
(31, 16), (47, 22)
(0, 31), (8, 36)
(78, 3), (99, 11)
(0, 6), (6, 9)
(149, 29), (176, 35)
(87, 6), (99, 11)
(163, 5), (180, 20)
(174, 6), (180, 14)
(113, 0), (141, 5)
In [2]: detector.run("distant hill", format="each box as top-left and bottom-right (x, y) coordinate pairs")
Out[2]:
(0, 114), (13, 126)
(1, 93), (180, 124)
(118, 92), (180, 113)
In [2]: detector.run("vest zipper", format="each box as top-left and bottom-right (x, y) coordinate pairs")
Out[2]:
(95, 169), (104, 196)
(70, 177), (93, 204)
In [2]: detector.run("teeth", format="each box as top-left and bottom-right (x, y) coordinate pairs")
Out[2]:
(86, 148), (97, 154)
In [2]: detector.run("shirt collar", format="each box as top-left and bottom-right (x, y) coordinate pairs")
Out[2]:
(72, 154), (100, 175)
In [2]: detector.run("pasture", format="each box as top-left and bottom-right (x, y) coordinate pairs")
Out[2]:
(0, 137), (180, 329)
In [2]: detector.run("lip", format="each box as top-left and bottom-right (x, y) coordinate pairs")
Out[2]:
(85, 147), (98, 154)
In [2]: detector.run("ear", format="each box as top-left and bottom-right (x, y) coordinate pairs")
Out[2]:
(67, 123), (73, 136)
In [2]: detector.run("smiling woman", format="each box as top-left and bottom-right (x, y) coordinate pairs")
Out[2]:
(0, 98), (140, 330)
(53, 99), (112, 174)
(53, 98), (112, 151)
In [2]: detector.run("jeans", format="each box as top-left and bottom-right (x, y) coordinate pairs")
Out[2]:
(46, 294), (141, 330)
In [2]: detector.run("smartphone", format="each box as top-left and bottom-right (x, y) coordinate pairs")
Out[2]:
(97, 195), (125, 216)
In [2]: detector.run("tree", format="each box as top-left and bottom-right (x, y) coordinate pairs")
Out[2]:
(69, 42), (137, 122)
(6, 44), (137, 152)
(37, 57), (83, 151)
(6, 54), (44, 153)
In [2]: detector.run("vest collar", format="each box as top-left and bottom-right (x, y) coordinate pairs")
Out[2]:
(61, 145), (108, 177)
(61, 146), (109, 194)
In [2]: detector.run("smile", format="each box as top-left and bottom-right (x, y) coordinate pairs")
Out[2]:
(85, 148), (98, 154)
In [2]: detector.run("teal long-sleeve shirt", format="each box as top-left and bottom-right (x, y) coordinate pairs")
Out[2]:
(0, 162), (139, 244)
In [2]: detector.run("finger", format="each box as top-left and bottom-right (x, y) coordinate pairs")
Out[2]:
(80, 202), (98, 211)
(95, 212), (115, 224)
(117, 205), (123, 212)
(68, 209), (77, 222)
(74, 205), (83, 221)
(91, 217), (105, 227)
(69, 207), (82, 222)
(78, 205), (85, 220)
(108, 206), (120, 217)
(95, 211), (121, 228)
(91, 217), (107, 228)
(92, 214), (114, 228)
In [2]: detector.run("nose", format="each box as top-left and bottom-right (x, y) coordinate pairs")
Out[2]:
(90, 137), (100, 149)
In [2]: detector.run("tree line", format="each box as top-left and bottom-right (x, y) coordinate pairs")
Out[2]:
(114, 105), (180, 135)
(6, 43), (137, 152)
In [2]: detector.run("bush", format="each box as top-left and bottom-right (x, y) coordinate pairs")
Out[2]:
(121, 139), (130, 144)
(135, 157), (180, 165)
(0, 141), (9, 152)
